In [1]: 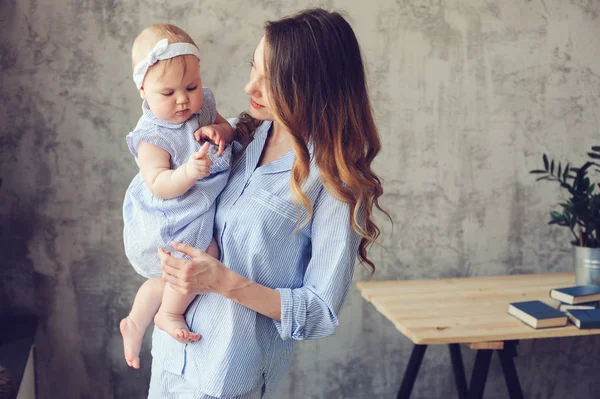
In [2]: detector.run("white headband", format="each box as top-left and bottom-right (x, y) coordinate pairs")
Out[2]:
(133, 38), (201, 89)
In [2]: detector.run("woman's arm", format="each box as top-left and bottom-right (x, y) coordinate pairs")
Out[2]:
(219, 272), (282, 321)
(271, 189), (361, 340)
(159, 243), (282, 320)
(138, 141), (212, 200)
(213, 112), (236, 143)
(159, 188), (360, 339)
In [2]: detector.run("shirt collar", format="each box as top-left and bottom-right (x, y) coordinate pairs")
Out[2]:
(141, 100), (186, 129)
(244, 121), (272, 182)
(254, 120), (271, 140)
(244, 121), (319, 178)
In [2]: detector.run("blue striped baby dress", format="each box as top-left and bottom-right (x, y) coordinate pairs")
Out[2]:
(123, 88), (231, 278)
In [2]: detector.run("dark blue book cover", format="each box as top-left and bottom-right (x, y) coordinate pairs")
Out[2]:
(566, 309), (600, 329)
(550, 285), (600, 304)
(510, 301), (564, 319)
(508, 300), (567, 328)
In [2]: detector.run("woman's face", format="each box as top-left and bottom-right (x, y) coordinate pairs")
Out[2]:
(244, 36), (275, 121)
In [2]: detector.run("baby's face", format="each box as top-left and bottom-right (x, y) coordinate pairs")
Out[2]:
(141, 55), (203, 124)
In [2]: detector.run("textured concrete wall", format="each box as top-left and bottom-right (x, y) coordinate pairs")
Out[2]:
(1, 0), (599, 398)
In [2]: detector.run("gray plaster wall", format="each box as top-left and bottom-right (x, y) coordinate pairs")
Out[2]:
(1, 0), (599, 398)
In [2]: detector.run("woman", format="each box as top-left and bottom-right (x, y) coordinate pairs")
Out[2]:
(145, 8), (387, 398)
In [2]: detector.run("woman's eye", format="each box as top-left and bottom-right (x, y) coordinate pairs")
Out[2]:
(249, 60), (255, 68)
(187, 86), (198, 92)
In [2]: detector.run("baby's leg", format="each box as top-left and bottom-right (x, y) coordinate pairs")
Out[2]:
(154, 284), (199, 344)
(153, 238), (219, 344)
(120, 278), (164, 369)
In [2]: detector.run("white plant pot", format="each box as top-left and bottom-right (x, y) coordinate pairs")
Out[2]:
(574, 246), (600, 286)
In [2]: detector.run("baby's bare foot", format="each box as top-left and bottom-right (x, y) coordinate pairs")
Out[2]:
(154, 311), (201, 344)
(120, 317), (144, 369)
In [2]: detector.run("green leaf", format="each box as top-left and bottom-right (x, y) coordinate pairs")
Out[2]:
(591, 146), (600, 152)
(563, 164), (570, 182)
(543, 154), (549, 171)
(588, 184), (596, 195)
(536, 176), (550, 181)
(573, 162), (593, 193)
(530, 170), (547, 174)
(549, 211), (566, 226)
(588, 152), (600, 159)
(558, 163), (562, 180)
(564, 213), (572, 227)
(551, 160), (555, 175)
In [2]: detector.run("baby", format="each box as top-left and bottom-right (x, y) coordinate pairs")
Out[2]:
(119, 24), (233, 369)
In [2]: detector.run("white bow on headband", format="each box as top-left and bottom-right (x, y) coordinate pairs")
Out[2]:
(133, 38), (201, 89)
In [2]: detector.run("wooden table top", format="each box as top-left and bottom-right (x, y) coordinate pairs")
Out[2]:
(356, 272), (600, 345)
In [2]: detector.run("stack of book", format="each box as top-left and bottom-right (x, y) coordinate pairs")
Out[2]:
(508, 285), (600, 329)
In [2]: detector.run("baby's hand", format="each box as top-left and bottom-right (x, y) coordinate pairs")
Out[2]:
(185, 142), (213, 180)
(194, 125), (225, 155)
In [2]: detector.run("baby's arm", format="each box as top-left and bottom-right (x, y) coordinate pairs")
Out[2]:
(138, 141), (212, 200)
(194, 112), (235, 155)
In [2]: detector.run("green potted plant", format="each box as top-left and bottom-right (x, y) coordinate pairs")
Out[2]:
(530, 145), (600, 285)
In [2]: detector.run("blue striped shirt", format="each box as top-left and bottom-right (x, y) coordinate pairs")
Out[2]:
(142, 120), (360, 398)
(123, 88), (231, 275)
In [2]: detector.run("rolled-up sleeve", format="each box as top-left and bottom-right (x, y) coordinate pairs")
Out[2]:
(273, 188), (361, 341)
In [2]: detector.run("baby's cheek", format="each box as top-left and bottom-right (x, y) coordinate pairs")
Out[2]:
(195, 95), (204, 110)
(155, 106), (173, 121)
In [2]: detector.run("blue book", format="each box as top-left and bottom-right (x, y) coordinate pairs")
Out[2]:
(508, 300), (568, 329)
(558, 301), (599, 312)
(550, 285), (600, 305)
(565, 309), (600, 329)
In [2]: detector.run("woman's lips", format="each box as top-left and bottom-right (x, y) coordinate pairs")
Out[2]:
(250, 99), (264, 109)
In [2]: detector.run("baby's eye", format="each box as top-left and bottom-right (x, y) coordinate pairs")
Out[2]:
(187, 86), (198, 92)
(161, 92), (173, 97)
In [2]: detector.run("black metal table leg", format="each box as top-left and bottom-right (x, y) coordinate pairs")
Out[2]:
(449, 344), (468, 399)
(467, 349), (493, 399)
(497, 341), (524, 399)
(397, 344), (428, 399)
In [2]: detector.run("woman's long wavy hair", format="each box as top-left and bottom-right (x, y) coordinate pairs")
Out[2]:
(236, 8), (388, 276)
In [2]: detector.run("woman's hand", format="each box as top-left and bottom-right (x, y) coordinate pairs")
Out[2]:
(159, 242), (282, 321)
(158, 242), (230, 296)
